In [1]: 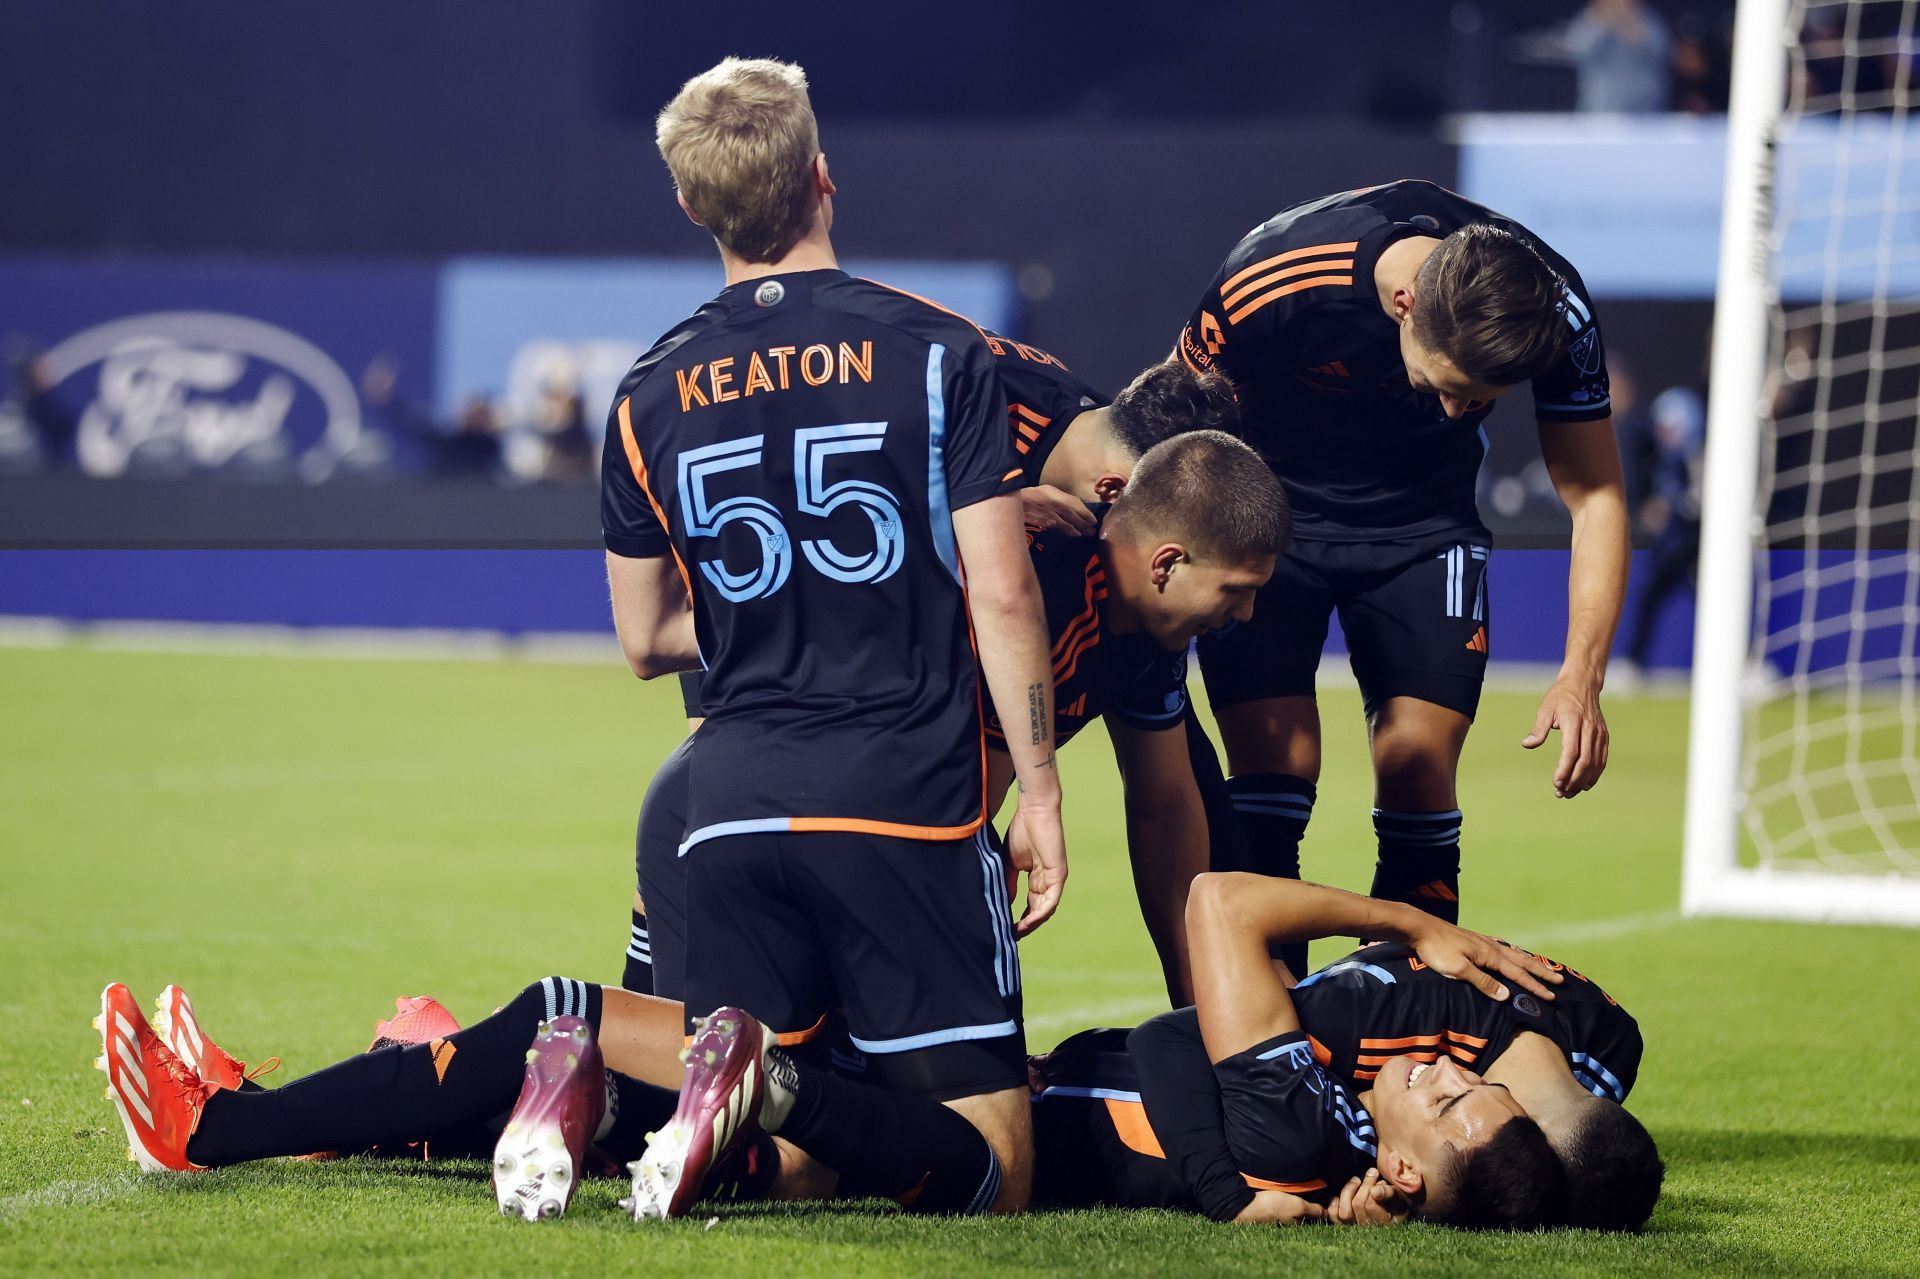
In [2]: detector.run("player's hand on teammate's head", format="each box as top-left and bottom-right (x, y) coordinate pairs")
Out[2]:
(1522, 672), (1611, 798)
(1404, 915), (1562, 1003)
(1233, 1188), (1327, 1226)
(1019, 485), (1098, 537)
(1327, 1168), (1412, 1227)
(1006, 802), (1067, 938)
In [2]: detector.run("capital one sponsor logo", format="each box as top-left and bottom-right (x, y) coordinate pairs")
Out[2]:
(40, 312), (362, 480)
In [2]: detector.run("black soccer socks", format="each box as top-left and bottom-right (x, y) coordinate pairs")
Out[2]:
(187, 977), (601, 1167)
(1226, 772), (1315, 978)
(772, 1050), (1002, 1215)
(1371, 808), (1463, 925)
(623, 908), (652, 994)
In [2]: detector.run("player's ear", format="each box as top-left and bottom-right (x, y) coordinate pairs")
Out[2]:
(814, 152), (836, 196)
(1380, 1148), (1424, 1199)
(1149, 543), (1185, 590)
(676, 191), (705, 228)
(1390, 283), (1417, 325)
(1091, 472), (1128, 504)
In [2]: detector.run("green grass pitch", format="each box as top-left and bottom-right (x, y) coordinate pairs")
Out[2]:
(2, 644), (1917, 1276)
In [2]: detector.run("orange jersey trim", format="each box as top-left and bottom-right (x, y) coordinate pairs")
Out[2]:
(1218, 241), (1360, 297)
(788, 813), (985, 841)
(616, 397), (696, 603)
(861, 278), (994, 345)
(1242, 1174), (1328, 1195)
(1226, 275), (1354, 326)
(1222, 257), (1358, 313)
(1104, 1099), (1165, 1159)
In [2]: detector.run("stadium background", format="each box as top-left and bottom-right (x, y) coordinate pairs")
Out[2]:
(2, 2), (1917, 1275)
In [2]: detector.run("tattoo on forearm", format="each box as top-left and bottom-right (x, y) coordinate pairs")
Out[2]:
(1028, 682), (1047, 746)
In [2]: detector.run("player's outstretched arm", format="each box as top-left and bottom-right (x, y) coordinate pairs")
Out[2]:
(1187, 873), (1562, 1061)
(1526, 419), (1629, 798)
(951, 492), (1065, 936)
(605, 551), (700, 680)
(1108, 719), (1209, 1004)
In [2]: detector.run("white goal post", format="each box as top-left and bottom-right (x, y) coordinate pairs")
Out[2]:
(1684, 0), (1920, 924)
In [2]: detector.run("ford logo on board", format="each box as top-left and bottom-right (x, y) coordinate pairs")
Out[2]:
(38, 311), (363, 481)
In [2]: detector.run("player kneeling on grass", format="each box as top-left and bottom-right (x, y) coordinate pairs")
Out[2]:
(1029, 874), (1663, 1231)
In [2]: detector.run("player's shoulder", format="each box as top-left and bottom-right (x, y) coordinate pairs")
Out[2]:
(1025, 529), (1105, 596)
(1223, 185), (1397, 271)
(817, 276), (1000, 358)
(610, 297), (732, 410)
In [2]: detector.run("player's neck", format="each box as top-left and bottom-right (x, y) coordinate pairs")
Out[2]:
(717, 225), (840, 287)
(1481, 1029), (1592, 1116)
(1372, 235), (1443, 318)
(1038, 408), (1122, 504)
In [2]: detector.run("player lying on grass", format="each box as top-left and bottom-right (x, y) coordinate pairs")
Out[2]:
(632, 355), (1248, 1003)
(639, 428), (1286, 1011)
(1030, 873), (1662, 1231)
(93, 878), (1571, 1226)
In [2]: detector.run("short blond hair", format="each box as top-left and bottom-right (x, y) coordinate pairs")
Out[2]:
(656, 58), (821, 263)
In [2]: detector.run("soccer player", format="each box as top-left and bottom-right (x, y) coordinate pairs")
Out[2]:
(1030, 873), (1661, 1231)
(627, 353), (1242, 999)
(643, 430), (1285, 1040)
(601, 57), (1061, 1217)
(1175, 180), (1631, 947)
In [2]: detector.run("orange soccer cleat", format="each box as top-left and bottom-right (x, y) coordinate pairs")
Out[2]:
(153, 985), (279, 1093)
(370, 995), (462, 1050)
(94, 983), (216, 1172)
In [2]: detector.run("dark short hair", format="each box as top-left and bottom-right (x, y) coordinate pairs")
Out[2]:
(1110, 430), (1290, 561)
(1428, 1115), (1566, 1230)
(1556, 1100), (1664, 1231)
(1412, 224), (1571, 388)
(1104, 359), (1242, 460)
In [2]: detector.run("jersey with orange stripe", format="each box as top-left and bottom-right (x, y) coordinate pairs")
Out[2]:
(980, 526), (1188, 752)
(1176, 179), (1611, 542)
(600, 269), (1019, 848)
(1030, 940), (1642, 1220)
(1286, 940), (1642, 1101)
(985, 333), (1108, 487)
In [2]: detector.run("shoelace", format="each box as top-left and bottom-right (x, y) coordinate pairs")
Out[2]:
(239, 1057), (281, 1083)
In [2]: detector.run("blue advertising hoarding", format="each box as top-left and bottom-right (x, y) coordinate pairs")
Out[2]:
(0, 257), (438, 480)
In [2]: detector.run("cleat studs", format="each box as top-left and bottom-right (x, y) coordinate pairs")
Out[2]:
(564, 1054), (578, 1070)
(494, 1153), (514, 1173)
(539, 1199), (562, 1219)
(545, 1131), (564, 1149)
(536, 1020), (551, 1036)
(94, 1056), (107, 1073)
(505, 1120), (521, 1135)
(500, 1202), (517, 1218)
(716, 1018), (735, 1034)
(549, 1162), (570, 1183)
(703, 1050), (717, 1066)
(642, 1133), (656, 1146)
(677, 1048), (690, 1064)
(105, 1087), (115, 1100)
(572, 1025), (588, 1041)
(126, 1148), (137, 1162)
(91, 1016), (104, 1032)
(525, 1049), (539, 1064)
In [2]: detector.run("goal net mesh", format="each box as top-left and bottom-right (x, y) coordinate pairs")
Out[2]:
(1742, 0), (1920, 877)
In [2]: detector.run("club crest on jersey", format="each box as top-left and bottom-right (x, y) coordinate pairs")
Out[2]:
(754, 280), (785, 308)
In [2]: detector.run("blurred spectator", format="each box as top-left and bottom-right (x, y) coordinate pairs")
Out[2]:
(532, 376), (595, 484)
(439, 395), (505, 480)
(1670, 12), (1731, 114)
(1624, 384), (1704, 669)
(1567, 0), (1672, 112)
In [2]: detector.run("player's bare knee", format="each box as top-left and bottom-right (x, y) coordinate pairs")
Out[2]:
(1217, 697), (1322, 780)
(945, 1086), (1033, 1212)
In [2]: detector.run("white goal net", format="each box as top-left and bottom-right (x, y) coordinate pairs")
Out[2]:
(1684, 0), (1920, 923)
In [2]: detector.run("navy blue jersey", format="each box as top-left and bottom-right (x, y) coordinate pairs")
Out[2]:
(601, 270), (1020, 849)
(1177, 179), (1610, 542)
(982, 528), (1188, 752)
(986, 333), (1108, 487)
(1290, 940), (1643, 1102)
